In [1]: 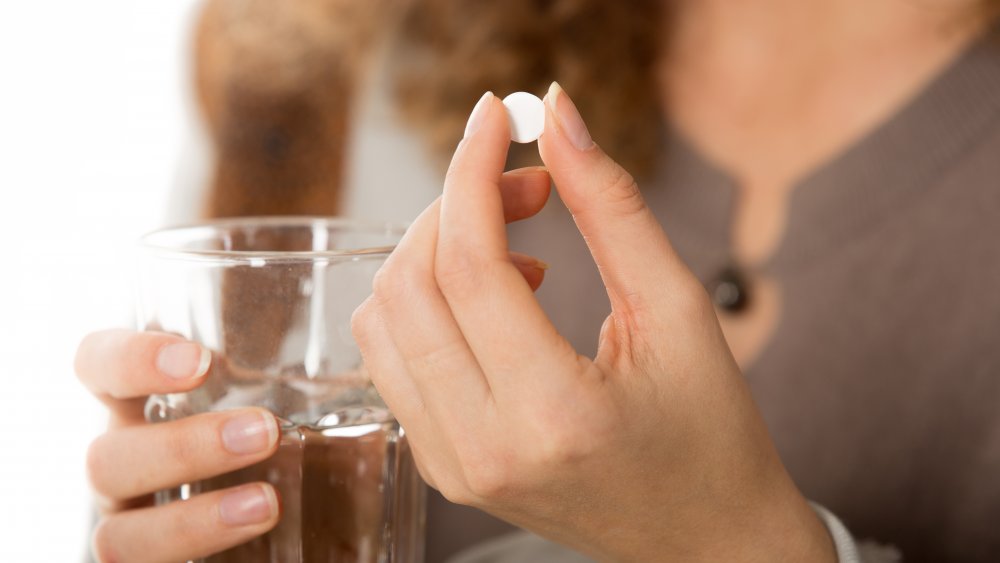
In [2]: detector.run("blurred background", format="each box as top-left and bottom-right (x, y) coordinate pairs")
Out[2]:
(1, 1), (998, 562)
(0, 2), (202, 559)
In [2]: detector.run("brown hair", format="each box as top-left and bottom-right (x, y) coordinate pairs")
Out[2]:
(193, 0), (996, 219)
(389, 0), (664, 175)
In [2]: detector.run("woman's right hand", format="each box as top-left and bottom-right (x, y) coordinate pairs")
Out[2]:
(75, 330), (281, 563)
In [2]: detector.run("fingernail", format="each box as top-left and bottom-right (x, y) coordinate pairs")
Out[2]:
(222, 411), (278, 455)
(509, 252), (550, 270)
(156, 342), (211, 380)
(546, 82), (593, 150)
(219, 484), (277, 527)
(464, 91), (494, 139)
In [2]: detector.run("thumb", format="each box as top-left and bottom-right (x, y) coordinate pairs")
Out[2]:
(537, 82), (693, 317)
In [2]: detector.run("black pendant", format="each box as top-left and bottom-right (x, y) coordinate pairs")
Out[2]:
(708, 266), (750, 313)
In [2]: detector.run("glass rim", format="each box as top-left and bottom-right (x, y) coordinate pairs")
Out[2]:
(139, 216), (407, 264)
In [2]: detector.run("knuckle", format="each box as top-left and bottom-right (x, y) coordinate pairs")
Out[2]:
(403, 339), (467, 381)
(86, 435), (113, 497)
(443, 154), (474, 186)
(463, 461), (511, 501)
(350, 300), (374, 347)
(91, 517), (119, 563)
(164, 498), (201, 540)
(536, 432), (585, 466)
(370, 264), (398, 305)
(454, 443), (512, 502)
(410, 454), (438, 492)
(526, 397), (614, 466)
(435, 484), (460, 503)
(371, 261), (428, 310)
(163, 422), (203, 470)
(434, 243), (489, 295)
(122, 332), (159, 374)
(599, 166), (645, 217)
(436, 479), (474, 506)
(531, 418), (590, 466)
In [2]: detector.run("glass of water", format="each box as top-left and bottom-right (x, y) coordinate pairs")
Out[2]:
(137, 217), (424, 563)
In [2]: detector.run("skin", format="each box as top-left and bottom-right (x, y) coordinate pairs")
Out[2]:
(76, 2), (986, 560)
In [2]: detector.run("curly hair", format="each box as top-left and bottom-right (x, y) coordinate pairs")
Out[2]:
(389, 0), (664, 176)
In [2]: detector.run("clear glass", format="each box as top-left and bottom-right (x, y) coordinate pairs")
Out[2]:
(137, 217), (425, 563)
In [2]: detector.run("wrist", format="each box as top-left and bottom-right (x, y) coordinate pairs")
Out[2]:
(612, 468), (837, 562)
(734, 478), (838, 563)
(687, 472), (837, 563)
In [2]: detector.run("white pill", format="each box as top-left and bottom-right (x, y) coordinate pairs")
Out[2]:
(502, 92), (545, 144)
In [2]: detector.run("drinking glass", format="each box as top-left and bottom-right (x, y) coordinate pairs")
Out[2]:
(137, 217), (424, 563)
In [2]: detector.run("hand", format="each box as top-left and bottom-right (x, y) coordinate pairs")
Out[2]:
(351, 83), (837, 562)
(75, 330), (281, 563)
(74, 166), (552, 562)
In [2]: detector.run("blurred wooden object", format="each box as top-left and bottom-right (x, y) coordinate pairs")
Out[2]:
(194, 0), (389, 218)
(192, 0), (390, 384)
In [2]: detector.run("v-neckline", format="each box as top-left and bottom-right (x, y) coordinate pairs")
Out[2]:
(653, 26), (1000, 277)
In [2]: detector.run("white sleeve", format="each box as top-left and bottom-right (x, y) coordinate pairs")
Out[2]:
(811, 502), (903, 563)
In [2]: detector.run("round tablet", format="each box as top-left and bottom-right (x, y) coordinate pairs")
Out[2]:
(502, 92), (545, 143)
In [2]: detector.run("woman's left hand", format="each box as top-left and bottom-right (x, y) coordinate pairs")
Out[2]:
(352, 84), (837, 562)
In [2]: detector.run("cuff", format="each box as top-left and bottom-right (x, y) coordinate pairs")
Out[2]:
(810, 502), (863, 563)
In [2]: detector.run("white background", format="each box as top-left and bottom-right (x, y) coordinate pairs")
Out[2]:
(0, 1), (201, 560)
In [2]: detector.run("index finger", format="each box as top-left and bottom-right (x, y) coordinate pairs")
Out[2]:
(75, 329), (211, 419)
(537, 82), (696, 315)
(436, 93), (578, 401)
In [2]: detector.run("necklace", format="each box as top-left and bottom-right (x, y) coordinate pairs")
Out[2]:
(707, 264), (750, 313)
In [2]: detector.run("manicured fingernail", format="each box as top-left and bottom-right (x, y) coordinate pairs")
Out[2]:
(219, 484), (277, 526)
(222, 411), (278, 455)
(464, 91), (494, 139)
(546, 82), (593, 150)
(510, 252), (549, 270)
(156, 342), (211, 380)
